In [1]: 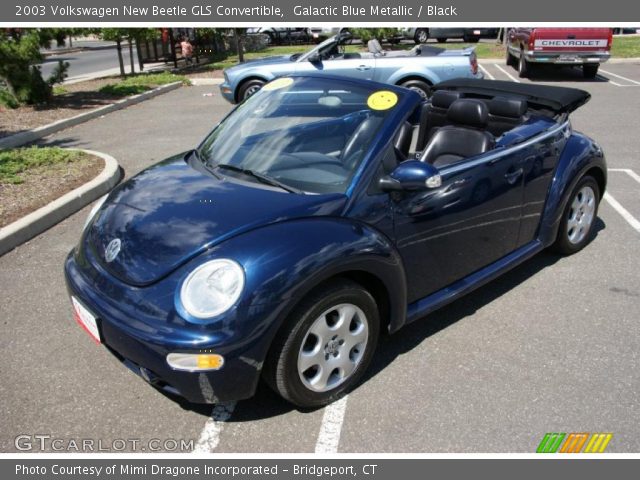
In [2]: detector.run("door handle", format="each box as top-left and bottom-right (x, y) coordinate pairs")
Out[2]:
(356, 65), (372, 71)
(504, 168), (524, 184)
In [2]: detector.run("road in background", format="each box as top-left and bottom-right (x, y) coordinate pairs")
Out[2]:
(39, 43), (144, 83)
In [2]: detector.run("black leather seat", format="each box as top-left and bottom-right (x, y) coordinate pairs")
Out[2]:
(487, 96), (527, 136)
(420, 99), (495, 168)
(393, 121), (413, 158)
(415, 90), (463, 152)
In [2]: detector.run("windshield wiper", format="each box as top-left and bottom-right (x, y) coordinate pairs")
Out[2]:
(192, 149), (222, 179)
(215, 164), (303, 194)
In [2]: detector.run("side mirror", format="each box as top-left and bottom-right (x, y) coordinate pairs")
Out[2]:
(308, 52), (321, 63)
(379, 160), (442, 191)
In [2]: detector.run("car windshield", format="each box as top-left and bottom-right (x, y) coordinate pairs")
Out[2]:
(199, 76), (400, 194)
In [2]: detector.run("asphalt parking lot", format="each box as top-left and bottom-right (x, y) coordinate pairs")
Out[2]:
(1, 60), (639, 453)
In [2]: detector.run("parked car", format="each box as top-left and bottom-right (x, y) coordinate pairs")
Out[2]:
(506, 27), (613, 78)
(220, 31), (481, 103)
(246, 27), (311, 45)
(66, 75), (606, 407)
(309, 27), (342, 43)
(397, 28), (498, 44)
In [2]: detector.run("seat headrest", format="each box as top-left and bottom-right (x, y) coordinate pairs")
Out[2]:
(447, 99), (489, 129)
(430, 90), (462, 109)
(368, 39), (384, 55)
(489, 96), (527, 118)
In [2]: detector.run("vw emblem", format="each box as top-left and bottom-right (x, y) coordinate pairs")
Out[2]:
(104, 238), (121, 263)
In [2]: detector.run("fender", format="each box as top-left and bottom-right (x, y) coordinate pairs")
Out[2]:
(538, 130), (607, 246)
(234, 69), (275, 95)
(387, 66), (441, 87)
(212, 217), (408, 334)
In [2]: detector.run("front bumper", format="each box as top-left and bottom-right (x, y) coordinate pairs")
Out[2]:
(64, 249), (271, 404)
(219, 82), (235, 104)
(524, 51), (611, 65)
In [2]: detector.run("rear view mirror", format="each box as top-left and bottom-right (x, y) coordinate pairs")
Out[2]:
(308, 53), (321, 63)
(379, 160), (442, 191)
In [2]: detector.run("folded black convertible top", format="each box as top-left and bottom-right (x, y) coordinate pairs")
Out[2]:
(434, 78), (591, 114)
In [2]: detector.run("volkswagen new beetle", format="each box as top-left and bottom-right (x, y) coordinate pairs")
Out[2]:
(65, 76), (606, 407)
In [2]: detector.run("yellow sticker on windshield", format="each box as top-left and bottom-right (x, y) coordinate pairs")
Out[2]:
(263, 77), (294, 91)
(367, 90), (398, 111)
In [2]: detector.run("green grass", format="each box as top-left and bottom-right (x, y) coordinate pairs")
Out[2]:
(611, 36), (640, 57)
(0, 147), (84, 184)
(52, 85), (68, 95)
(98, 72), (190, 97)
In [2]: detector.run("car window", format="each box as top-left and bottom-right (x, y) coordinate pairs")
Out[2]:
(199, 77), (400, 194)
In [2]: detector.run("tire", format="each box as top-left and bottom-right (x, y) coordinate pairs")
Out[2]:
(263, 280), (380, 408)
(414, 29), (429, 44)
(399, 79), (432, 99)
(505, 47), (516, 67)
(463, 35), (480, 43)
(437, 38), (447, 44)
(237, 79), (265, 102)
(583, 64), (599, 79)
(552, 176), (600, 255)
(518, 50), (531, 78)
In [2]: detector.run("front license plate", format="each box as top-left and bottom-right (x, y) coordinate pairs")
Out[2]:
(71, 296), (101, 344)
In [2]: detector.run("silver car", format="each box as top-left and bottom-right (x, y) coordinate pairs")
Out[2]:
(220, 32), (482, 103)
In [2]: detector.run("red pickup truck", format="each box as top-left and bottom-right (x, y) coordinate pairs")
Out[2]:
(506, 28), (612, 78)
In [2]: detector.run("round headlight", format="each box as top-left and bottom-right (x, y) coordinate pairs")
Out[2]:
(83, 195), (108, 231)
(179, 259), (245, 319)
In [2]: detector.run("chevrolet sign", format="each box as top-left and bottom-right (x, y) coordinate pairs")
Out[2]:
(535, 39), (609, 48)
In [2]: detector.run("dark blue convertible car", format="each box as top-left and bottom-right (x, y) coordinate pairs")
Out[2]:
(65, 75), (606, 407)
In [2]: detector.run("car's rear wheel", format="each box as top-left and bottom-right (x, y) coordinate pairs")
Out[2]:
(399, 79), (431, 99)
(518, 50), (531, 78)
(263, 280), (380, 408)
(463, 35), (480, 43)
(238, 79), (265, 102)
(437, 38), (447, 43)
(506, 47), (516, 67)
(552, 175), (600, 255)
(414, 29), (429, 44)
(583, 64), (599, 79)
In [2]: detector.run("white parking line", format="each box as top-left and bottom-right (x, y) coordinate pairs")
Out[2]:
(596, 74), (624, 87)
(478, 64), (495, 80)
(193, 402), (236, 453)
(604, 193), (640, 233)
(315, 395), (348, 453)
(493, 64), (521, 83)
(609, 168), (640, 185)
(600, 69), (640, 86)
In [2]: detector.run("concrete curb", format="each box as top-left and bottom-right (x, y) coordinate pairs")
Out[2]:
(0, 149), (121, 257)
(0, 81), (184, 150)
(189, 78), (224, 86)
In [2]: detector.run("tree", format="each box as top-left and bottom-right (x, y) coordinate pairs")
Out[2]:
(0, 29), (69, 107)
(351, 28), (401, 44)
(100, 28), (128, 77)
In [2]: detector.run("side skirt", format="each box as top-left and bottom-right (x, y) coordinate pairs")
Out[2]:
(405, 240), (543, 325)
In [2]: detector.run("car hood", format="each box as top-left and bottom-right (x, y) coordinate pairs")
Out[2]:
(87, 153), (346, 286)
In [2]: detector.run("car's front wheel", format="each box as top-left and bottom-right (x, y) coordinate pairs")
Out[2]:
(552, 175), (600, 255)
(238, 79), (266, 102)
(264, 280), (380, 407)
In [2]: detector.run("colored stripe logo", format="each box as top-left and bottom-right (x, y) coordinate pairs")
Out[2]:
(537, 433), (612, 453)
